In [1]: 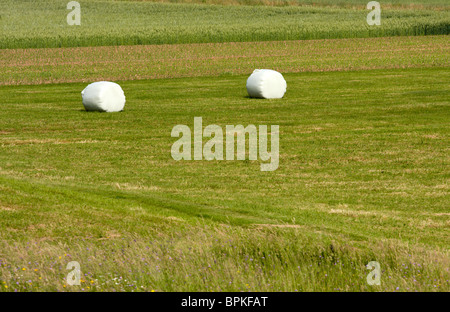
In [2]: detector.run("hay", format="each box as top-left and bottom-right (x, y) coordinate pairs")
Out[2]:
(81, 81), (125, 112)
(246, 69), (286, 99)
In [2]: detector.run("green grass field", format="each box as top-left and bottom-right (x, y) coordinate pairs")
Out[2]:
(0, 0), (449, 292)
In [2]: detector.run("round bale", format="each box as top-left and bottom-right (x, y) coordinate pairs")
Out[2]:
(81, 81), (126, 112)
(246, 69), (287, 99)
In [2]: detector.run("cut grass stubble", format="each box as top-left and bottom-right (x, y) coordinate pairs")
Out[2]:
(1, 35), (449, 86)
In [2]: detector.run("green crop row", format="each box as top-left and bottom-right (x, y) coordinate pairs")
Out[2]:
(123, 0), (450, 8)
(0, 0), (448, 49)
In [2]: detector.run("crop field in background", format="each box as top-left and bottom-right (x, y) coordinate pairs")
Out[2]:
(0, 0), (449, 292)
(0, 0), (448, 48)
(133, 0), (450, 7)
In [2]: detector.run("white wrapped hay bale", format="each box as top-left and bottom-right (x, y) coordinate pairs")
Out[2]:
(81, 81), (126, 112)
(246, 69), (287, 99)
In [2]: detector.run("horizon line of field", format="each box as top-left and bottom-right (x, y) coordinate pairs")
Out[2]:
(1, 35), (448, 86)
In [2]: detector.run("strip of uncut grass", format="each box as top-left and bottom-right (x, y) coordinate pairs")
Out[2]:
(0, 0), (448, 49)
(0, 224), (448, 292)
(1, 36), (448, 86)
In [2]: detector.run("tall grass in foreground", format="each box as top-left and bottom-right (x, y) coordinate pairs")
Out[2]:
(0, 223), (448, 292)
(0, 0), (448, 49)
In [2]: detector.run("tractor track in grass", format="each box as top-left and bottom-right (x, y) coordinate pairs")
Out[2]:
(1, 36), (448, 86)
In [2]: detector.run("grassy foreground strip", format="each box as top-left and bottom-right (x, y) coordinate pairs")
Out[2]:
(1, 0), (448, 49)
(0, 224), (447, 292)
(1, 35), (448, 86)
(0, 67), (448, 291)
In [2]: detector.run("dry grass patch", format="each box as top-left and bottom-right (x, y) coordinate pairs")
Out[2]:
(1, 36), (448, 86)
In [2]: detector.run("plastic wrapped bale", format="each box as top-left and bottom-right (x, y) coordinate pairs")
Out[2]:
(246, 69), (287, 99)
(81, 81), (126, 112)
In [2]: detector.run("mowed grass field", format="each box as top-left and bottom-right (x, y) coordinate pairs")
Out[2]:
(0, 0), (449, 292)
